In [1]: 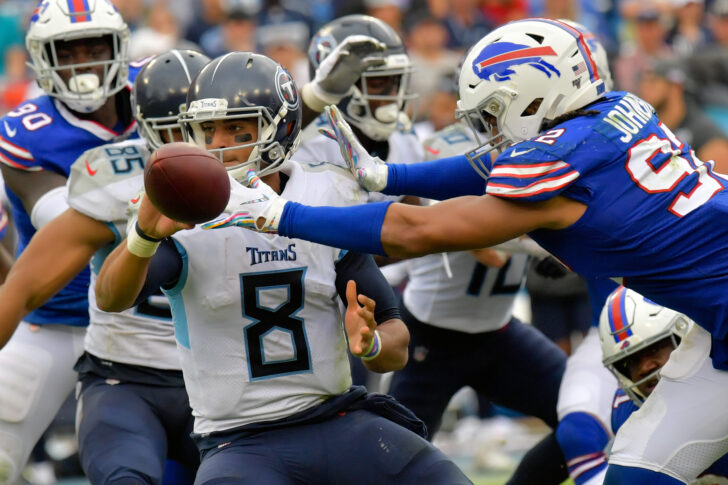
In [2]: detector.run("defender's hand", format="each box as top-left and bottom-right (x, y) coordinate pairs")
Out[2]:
(320, 105), (388, 192)
(302, 35), (386, 111)
(202, 171), (287, 233)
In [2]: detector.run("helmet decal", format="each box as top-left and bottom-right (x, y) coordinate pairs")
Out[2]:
(30, 1), (50, 24)
(308, 34), (337, 68)
(608, 286), (634, 343)
(66, 0), (92, 23)
(528, 18), (601, 86)
(275, 66), (299, 110)
(472, 42), (560, 82)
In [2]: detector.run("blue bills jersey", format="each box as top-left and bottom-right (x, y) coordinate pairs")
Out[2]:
(611, 389), (728, 481)
(0, 63), (144, 326)
(486, 91), (728, 357)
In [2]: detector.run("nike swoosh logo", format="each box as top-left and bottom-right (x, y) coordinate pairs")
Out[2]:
(425, 146), (440, 155)
(4, 121), (16, 137)
(510, 147), (535, 157)
(85, 160), (98, 176)
(130, 196), (141, 204)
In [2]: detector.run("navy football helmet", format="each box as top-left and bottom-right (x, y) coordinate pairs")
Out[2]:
(133, 49), (211, 150)
(308, 14), (415, 141)
(179, 52), (302, 179)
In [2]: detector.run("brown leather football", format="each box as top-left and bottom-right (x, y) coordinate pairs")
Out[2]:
(144, 142), (230, 224)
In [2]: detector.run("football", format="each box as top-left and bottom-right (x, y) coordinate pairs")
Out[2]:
(144, 142), (230, 224)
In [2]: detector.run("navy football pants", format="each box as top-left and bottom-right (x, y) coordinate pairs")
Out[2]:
(390, 306), (566, 435)
(194, 409), (472, 485)
(77, 375), (199, 484)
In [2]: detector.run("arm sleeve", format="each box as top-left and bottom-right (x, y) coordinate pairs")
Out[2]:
(383, 155), (487, 199)
(132, 238), (184, 306)
(334, 251), (401, 324)
(279, 201), (392, 256)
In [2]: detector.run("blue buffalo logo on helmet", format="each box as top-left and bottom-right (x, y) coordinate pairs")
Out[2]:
(472, 42), (561, 82)
(275, 66), (299, 110)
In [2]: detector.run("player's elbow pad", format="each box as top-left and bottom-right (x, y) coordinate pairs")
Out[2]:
(30, 186), (69, 229)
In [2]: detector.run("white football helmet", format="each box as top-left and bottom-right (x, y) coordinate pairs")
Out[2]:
(308, 15), (416, 141)
(457, 18), (606, 178)
(26, 0), (130, 113)
(599, 286), (693, 406)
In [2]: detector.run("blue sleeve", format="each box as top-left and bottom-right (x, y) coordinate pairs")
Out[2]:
(132, 238), (183, 306)
(384, 155), (486, 199)
(334, 251), (400, 324)
(611, 390), (638, 434)
(279, 201), (392, 256)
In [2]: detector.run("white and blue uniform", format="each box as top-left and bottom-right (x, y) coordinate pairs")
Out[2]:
(388, 121), (566, 436)
(484, 91), (728, 483)
(140, 161), (470, 484)
(0, 65), (141, 484)
(67, 139), (198, 483)
(610, 390), (728, 485)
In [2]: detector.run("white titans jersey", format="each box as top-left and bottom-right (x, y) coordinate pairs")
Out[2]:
(168, 161), (367, 434)
(67, 139), (180, 370)
(402, 122), (528, 332)
(295, 114), (425, 203)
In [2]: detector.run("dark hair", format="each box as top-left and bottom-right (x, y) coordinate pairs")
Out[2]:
(541, 109), (600, 131)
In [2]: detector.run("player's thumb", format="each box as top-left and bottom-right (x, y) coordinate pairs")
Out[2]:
(346, 280), (358, 309)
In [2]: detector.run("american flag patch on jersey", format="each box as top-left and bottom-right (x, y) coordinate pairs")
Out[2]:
(572, 62), (587, 76)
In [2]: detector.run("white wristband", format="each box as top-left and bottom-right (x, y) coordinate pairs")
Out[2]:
(126, 221), (161, 258)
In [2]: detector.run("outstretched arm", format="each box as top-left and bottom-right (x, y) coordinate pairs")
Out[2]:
(204, 169), (588, 258)
(0, 208), (115, 349)
(276, 193), (587, 258)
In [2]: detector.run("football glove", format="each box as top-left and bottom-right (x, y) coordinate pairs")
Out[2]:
(301, 35), (386, 112)
(202, 171), (287, 234)
(319, 105), (388, 192)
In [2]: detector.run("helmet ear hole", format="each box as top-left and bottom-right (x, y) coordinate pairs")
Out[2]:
(521, 98), (543, 117)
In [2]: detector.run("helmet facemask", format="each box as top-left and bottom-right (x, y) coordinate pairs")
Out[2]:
(180, 98), (300, 182)
(342, 53), (417, 141)
(136, 106), (184, 151)
(29, 31), (129, 113)
(607, 333), (682, 406)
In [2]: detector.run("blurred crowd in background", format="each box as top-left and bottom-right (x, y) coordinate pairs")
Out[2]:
(0, 0), (727, 148)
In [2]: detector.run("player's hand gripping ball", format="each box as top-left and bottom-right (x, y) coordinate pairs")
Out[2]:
(144, 142), (230, 224)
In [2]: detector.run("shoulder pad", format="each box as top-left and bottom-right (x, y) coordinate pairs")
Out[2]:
(422, 122), (478, 161)
(67, 139), (149, 222)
